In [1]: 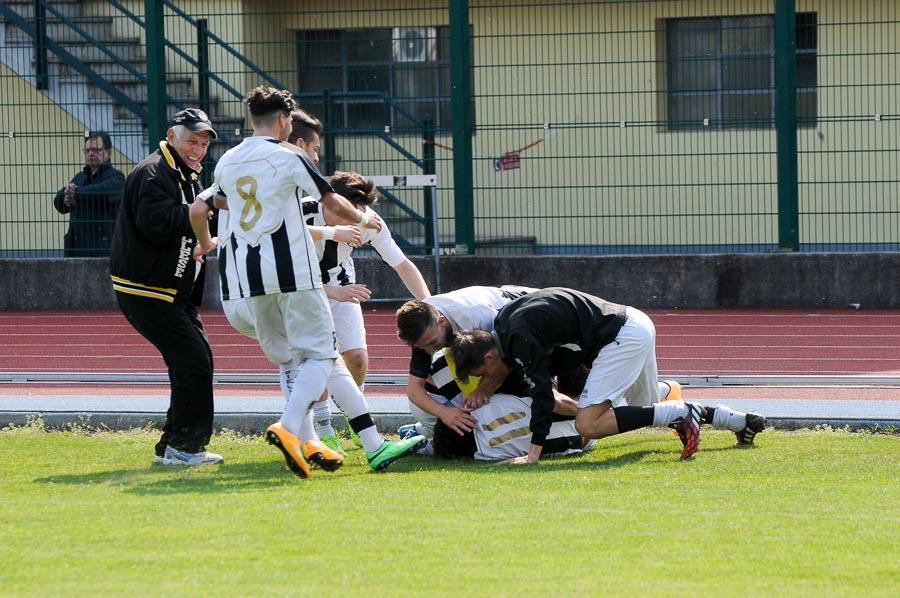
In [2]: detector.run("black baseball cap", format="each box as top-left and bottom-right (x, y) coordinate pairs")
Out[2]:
(171, 108), (217, 139)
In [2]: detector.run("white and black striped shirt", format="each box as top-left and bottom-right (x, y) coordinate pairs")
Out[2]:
(214, 138), (332, 299)
(301, 198), (406, 287)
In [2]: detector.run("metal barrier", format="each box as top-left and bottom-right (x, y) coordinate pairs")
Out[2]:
(0, 0), (896, 258)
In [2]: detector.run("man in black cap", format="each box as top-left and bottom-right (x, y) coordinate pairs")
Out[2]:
(110, 108), (223, 466)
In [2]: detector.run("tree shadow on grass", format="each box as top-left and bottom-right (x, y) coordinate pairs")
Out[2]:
(33, 461), (317, 495)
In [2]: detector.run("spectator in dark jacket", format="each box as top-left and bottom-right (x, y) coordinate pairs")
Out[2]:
(53, 131), (125, 256)
(110, 108), (222, 466)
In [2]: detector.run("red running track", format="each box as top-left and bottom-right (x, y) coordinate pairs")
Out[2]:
(2, 307), (900, 376)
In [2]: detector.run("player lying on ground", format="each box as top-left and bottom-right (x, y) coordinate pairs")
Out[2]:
(431, 392), (593, 461)
(450, 287), (766, 465)
(399, 344), (595, 460)
(302, 169), (431, 450)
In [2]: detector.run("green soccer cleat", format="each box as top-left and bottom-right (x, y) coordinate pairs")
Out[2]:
(366, 435), (427, 472)
(319, 433), (346, 457)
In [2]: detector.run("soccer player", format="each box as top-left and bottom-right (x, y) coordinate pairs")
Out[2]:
(450, 287), (766, 464)
(190, 98), (426, 475)
(395, 285), (536, 439)
(302, 170), (430, 446)
(431, 393), (593, 461)
(192, 86), (385, 478)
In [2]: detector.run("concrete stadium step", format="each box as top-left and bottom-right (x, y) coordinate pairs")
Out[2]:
(4, 16), (116, 43)
(1, 0), (81, 20)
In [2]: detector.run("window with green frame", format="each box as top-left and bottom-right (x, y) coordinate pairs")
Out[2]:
(663, 13), (817, 130)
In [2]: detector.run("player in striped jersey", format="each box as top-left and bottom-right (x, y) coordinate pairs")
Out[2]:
(433, 393), (591, 461)
(192, 87), (386, 478)
(192, 124), (426, 475)
(304, 170), (430, 383)
(301, 170), (430, 447)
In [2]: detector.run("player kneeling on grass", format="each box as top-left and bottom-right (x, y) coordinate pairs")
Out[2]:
(450, 287), (766, 465)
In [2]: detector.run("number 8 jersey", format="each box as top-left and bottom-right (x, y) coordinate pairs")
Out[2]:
(214, 137), (334, 298)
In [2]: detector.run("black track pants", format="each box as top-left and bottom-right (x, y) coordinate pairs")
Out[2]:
(116, 292), (214, 455)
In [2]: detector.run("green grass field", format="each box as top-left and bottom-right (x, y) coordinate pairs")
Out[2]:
(0, 421), (897, 596)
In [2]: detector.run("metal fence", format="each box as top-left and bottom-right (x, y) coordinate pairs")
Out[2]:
(0, 0), (896, 257)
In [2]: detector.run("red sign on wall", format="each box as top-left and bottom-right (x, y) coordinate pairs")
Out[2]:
(492, 151), (521, 172)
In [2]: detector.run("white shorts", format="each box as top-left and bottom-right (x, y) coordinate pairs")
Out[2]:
(328, 297), (367, 353)
(244, 289), (338, 365)
(578, 306), (660, 409)
(222, 299), (257, 340)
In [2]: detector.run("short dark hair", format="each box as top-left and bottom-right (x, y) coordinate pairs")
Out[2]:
(287, 109), (323, 145)
(449, 330), (496, 383)
(395, 300), (439, 345)
(86, 130), (111, 150)
(244, 86), (296, 125)
(331, 171), (378, 208)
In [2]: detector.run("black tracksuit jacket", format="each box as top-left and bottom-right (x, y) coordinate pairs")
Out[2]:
(109, 141), (204, 304)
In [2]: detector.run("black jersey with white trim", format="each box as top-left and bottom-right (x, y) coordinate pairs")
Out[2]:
(492, 287), (627, 446)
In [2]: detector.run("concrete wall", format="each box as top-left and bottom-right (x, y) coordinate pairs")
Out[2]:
(2, 253), (898, 310)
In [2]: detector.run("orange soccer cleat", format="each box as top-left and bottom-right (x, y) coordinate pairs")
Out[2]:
(266, 422), (311, 479)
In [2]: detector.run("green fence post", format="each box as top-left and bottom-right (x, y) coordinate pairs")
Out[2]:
(33, 0), (48, 90)
(775, 0), (799, 251)
(145, 0), (167, 146)
(449, 0), (474, 255)
(422, 119), (436, 252)
(197, 18), (212, 186)
(322, 89), (336, 176)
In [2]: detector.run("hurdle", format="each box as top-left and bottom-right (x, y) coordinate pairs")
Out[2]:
(369, 174), (442, 294)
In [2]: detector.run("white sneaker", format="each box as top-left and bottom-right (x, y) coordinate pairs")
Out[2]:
(155, 446), (224, 466)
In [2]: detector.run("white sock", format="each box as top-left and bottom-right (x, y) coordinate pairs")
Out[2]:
(359, 429), (384, 453)
(278, 359), (297, 402)
(313, 399), (335, 438)
(652, 401), (688, 427)
(328, 363), (384, 452)
(280, 358), (333, 439)
(299, 409), (317, 443)
(712, 404), (747, 432)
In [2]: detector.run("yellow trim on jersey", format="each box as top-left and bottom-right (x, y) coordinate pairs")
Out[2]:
(158, 140), (184, 182)
(444, 348), (498, 398)
(110, 275), (177, 303)
(482, 411), (528, 431)
(488, 425), (532, 448)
